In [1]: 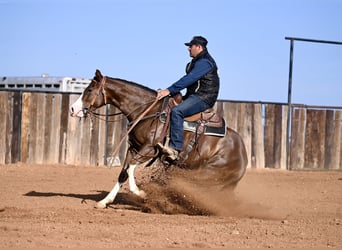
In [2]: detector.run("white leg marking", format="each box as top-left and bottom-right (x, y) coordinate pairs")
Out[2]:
(96, 181), (121, 209)
(128, 164), (146, 198)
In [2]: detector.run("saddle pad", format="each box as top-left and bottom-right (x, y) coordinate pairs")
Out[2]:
(183, 118), (226, 137)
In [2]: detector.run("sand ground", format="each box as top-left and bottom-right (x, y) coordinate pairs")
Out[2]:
(0, 163), (341, 248)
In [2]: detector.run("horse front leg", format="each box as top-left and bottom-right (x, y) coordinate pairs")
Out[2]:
(95, 166), (127, 209)
(95, 150), (148, 209)
(96, 163), (147, 208)
(95, 149), (133, 209)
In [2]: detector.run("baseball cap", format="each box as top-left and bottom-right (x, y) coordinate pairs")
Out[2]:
(184, 36), (208, 47)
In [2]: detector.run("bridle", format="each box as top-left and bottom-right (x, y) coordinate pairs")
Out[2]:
(87, 76), (107, 108)
(83, 76), (121, 119)
(99, 76), (107, 105)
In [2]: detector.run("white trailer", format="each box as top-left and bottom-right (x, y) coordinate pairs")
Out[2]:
(0, 75), (90, 93)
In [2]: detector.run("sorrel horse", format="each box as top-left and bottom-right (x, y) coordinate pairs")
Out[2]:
(70, 69), (248, 209)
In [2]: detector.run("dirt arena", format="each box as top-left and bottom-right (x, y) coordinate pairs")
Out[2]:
(0, 163), (341, 248)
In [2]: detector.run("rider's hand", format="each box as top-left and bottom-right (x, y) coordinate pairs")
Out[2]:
(157, 89), (170, 100)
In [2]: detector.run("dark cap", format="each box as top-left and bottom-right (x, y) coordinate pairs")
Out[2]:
(184, 36), (208, 47)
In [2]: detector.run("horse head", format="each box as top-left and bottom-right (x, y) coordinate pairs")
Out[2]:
(70, 69), (106, 117)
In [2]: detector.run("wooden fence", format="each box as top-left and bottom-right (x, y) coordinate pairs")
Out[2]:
(1, 90), (341, 170)
(0, 91), (127, 166)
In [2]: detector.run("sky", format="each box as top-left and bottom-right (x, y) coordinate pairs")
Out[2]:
(1, 0), (341, 106)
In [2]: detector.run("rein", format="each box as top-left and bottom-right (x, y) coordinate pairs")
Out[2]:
(89, 110), (124, 122)
(88, 99), (159, 123)
(91, 110), (123, 117)
(109, 98), (160, 159)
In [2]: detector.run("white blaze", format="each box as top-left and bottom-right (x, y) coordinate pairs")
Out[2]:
(70, 93), (84, 117)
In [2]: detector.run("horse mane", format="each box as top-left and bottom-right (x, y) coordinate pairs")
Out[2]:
(107, 76), (157, 95)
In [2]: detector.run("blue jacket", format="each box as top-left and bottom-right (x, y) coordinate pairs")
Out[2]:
(167, 50), (220, 107)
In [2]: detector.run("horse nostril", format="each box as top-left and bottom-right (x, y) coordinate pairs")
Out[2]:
(71, 107), (74, 113)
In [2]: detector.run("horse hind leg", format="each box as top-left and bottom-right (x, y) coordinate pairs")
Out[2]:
(215, 157), (247, 191)
(193, 153), (247, 192)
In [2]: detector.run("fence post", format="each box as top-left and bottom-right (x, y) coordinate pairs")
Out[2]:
(285, 39), (294, 170)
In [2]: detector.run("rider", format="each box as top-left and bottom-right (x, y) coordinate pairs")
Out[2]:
(156, 36), (220, 161)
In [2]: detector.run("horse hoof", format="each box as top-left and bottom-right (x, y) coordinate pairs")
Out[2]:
(95, 202), (107, 209)
(137, 190), (147, 198)
(132, 189), (147, 198)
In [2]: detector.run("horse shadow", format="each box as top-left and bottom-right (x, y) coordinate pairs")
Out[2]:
(23, 190), (147, 211)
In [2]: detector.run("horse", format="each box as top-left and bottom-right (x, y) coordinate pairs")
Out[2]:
(70, 69), (248, 209)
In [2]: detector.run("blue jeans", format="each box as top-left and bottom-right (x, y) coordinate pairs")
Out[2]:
(169, 94), (211, 151)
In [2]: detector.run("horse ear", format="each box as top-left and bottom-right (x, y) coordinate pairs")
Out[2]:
(95, 69), (103, 79)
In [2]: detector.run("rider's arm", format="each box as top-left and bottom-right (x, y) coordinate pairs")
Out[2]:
(167, 59), (213, 96)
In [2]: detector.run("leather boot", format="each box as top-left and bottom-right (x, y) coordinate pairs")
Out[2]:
(156, 142), (179, 161)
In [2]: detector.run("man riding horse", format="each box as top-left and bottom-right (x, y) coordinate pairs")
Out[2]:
(70, 36), (247, 209)
(157, 36), (220, 161)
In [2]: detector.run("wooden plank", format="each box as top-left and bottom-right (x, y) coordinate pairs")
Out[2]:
(264, 104), (275, 168)
(28, 93), (38, 163)
(340, 111), (342, 169)
(0, 92), (8, 164)
(290, 108), (306, 169)
(20, 93), (31, 163)
(97, 106), (106, 166)
(59, 94), (71, 164)
(216, 101), (224, 117)
(10, 92), (21, 163)
(304, 109), (315, 168)
(90, 115), (100, 166)
(318, 110), (327, 168)
(263, 103), (287, 169)
(273, 105), (282, 169)
(324, 110), (334, 169)
(98, 105), (108, 164)
(50, 94), (62, 163)
(251, 103), (265, 168)
(43, 93), (60, 164)
(66, 94), (85, 165)
(341, 112), (342, 169)
(35, 94), (45, 164)
(5, 92), (13, 163)
(100, 106), (109, 165)
(74, 118), (84, 165)
(106, 106), (116, 165)
(280, 105), (288, 169)
(304, 109), (326, 169)
(237, 103), (246, 137)
(71, 95), (88, 165)
(332, 110), (341, 169)
(107, 106), (125, 166)
(43, 94), (53, 163)
(237, 103), (252, 168)
(80, 116), (91, 165)
(223, 102), (238, 131)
